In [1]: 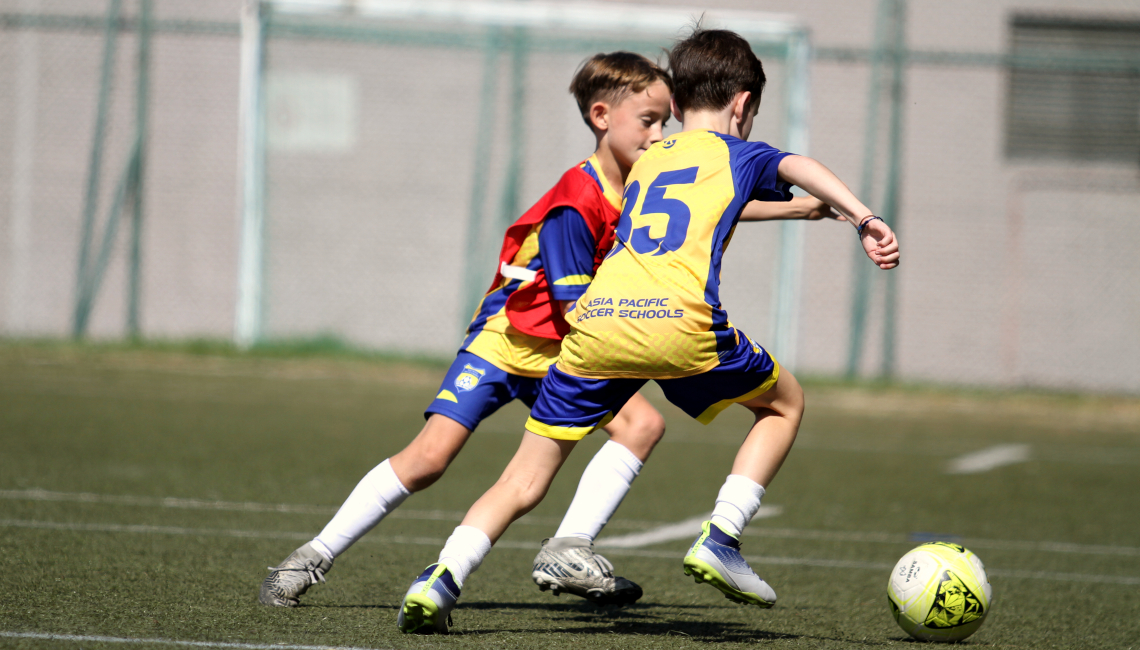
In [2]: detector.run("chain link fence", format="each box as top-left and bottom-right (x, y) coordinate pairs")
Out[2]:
(1, 0), (1138, 393)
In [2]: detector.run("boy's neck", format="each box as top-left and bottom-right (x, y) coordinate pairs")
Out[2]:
(682, 111), (733, 136)
(591, 140), (628, 194)
(681, 104), (744, 138)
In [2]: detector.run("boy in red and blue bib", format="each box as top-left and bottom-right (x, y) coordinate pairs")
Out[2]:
(260, 52), (673, 612)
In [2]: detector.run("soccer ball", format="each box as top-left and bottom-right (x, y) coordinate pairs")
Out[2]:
(886, 542), (993, 642)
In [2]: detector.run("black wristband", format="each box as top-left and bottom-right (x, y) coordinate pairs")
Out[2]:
(857, 215), (883, 235)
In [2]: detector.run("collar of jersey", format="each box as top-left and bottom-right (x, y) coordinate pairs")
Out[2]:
(585, 153), (622, 211)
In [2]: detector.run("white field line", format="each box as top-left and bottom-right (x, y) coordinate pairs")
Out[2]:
(5, 488), (1138, 557)
(3, 518), (1138, 586)
(946, 444), (1031, 474)
(740, 527), (1140, 557)
(597, 514), (707, 549)
(656, 436), (1140, 466)
(0, 488), (637, 530)
(597, 506), (782, 549)
(602, 548), (1140, 585)
(0, 631), (390, 650)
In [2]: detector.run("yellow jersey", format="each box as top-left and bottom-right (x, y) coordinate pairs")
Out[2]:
(559, 130), (793, 379)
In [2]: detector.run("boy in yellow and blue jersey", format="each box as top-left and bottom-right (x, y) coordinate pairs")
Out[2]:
(398, 29), (900, 633)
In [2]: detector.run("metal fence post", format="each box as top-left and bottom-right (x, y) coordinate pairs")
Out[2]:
(235, 0), (268, 348)
(460, 28), (504, 335)
(769, 30), (812, 370)
(879, 0), (907, 378)
(845, 0), (893, 378)
(73, 0), (122, 338)
(127, 0), (153, 338)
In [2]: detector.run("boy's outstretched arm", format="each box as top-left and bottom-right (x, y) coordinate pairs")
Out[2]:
(776, 155), (900, 269)
(739, 196), (844, 222)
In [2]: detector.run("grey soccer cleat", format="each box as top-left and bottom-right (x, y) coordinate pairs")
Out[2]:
(259, 542), (333, 607)
(531, 537), (643, 606)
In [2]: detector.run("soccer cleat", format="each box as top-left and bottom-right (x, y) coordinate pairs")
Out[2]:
(532, 537), (643, 606)
(397, 564), (460, 634)
(259, 542), (333, 607)
(683, 521), (776, 608)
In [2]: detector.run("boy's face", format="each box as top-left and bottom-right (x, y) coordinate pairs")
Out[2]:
(599, 80), (671, 169)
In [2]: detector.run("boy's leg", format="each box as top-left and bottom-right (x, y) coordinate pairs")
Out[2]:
(531, 393), (664, 604)
(398, 431), (576, 633)
(460, 431), (579, 544)
(260, 415), (471, 607)
(727, 367), (804, 496)
(683, 368), (804, 608)
(399, 367), (641, 632)
(553, 392), (664, 541)
(260, 350), (510, 607)
(314, 414), (471, 560)
(654, 333), (804, 608)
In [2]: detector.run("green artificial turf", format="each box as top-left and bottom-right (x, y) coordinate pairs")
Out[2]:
(0, 343), (1137, 649)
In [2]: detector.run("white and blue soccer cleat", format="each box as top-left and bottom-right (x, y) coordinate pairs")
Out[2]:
(683, 521), (777, 608)
(397, 563), (460, 634)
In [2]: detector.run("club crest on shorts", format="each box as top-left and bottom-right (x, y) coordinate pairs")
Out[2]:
(454, 364), (486, 392)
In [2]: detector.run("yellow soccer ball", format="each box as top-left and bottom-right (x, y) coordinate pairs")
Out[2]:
(886, 542), (993, 642)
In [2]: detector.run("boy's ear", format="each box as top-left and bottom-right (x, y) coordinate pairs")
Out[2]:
(732, 91), (753, 123)
(670, 96), (683, 123)
(588, 102), (610, 132)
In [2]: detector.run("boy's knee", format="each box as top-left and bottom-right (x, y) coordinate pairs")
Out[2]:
(391, 452), (448, 492)
(499, 471), (550, 513)
(412, 448), (452, 489)
(774, 368), (805, 413)
(639, 410), (667, 446)
(391, 419), (469, 492)
(608, 412), (665, 460)
(788, 380), (805, 413)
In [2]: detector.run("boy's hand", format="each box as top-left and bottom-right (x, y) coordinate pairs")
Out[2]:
(859, 218), (900, 269)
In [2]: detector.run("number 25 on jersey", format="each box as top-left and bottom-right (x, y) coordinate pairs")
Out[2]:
(611, 166), (698, 258)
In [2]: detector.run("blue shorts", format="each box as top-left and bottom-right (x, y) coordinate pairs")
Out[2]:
(424, 351), (544, 431)
(526, 330), (780, 441)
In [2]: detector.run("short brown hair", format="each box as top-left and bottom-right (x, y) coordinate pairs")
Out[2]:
(669, 29), (766, 114)
(570, 52), (672, 127)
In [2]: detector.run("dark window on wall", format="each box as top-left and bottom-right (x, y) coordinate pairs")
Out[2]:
(1006, 16), (1140, 163)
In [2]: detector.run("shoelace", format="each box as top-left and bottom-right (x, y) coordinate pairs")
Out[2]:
(266, 559), (327, 585)
(588, 550), (616, 576)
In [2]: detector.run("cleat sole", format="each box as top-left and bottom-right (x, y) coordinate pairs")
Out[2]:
(400, 594), (447, 634)
(534, 574), (638, 606)
(532, 575), (563, 596)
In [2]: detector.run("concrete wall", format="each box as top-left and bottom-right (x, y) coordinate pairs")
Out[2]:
(1, 0), (1138, 392)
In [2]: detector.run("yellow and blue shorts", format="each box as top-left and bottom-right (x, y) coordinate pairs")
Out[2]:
(424, 351), (544, 431)
(526, 331), (780, 441)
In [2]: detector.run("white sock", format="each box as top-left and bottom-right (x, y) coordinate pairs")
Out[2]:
(438, 525), (492, 587)
(709, 474), (765, 538)
(553, 440), (643, 541)
(312, 458), (411, 560)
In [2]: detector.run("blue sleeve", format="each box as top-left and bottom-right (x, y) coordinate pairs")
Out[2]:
(538, 206), (597, 302)
(727, 139), (795, 203)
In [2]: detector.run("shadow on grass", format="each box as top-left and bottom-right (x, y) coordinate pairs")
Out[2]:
(306, 604), (397, 610)
(450, 600), (801, 643)
(460, 600), (714, 613)
(308, 600), (899, 645)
